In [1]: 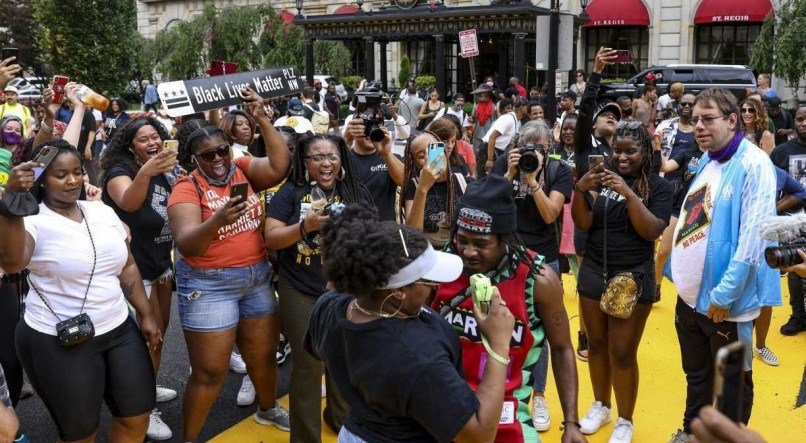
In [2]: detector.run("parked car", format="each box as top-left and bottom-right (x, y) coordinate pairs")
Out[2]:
(314, 75), (348, 102)
(598, 64), (757, 102)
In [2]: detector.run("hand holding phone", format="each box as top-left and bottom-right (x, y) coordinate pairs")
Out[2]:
(230, 182), (249, 204)
(1, 47), (19, 64)
(51, 76), (69, 104)
(33, 146), (59, 183)
(588, 154), (605, 172)
(427, 141), (446, 171)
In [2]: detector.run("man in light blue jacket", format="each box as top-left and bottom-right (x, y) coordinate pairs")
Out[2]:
(666, 88), (781, 442)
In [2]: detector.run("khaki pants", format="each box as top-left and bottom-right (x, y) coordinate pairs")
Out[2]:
(278, 275), (347, 443)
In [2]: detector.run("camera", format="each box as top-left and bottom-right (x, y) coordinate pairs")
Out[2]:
(765, 239), (806, 269)
(516, 142), (547, 173)
(354, 91), (386, 143)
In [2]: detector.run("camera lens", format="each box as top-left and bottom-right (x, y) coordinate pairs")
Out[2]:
(518, 151), (539, 173)
(369, 127), (385, 143)
(765, 245), (805, 269)
(764, 247), (783, 269)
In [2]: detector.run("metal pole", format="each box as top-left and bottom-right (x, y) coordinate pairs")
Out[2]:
(546, 0), (560, 124)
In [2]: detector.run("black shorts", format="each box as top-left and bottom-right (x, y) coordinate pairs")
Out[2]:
(15, 316), (155, 441)
(577, 259), (657, 305)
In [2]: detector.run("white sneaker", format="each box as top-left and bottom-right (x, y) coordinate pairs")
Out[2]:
(146, 409), (173, 440)
(580, 401), (612, 434)
(230, 351), (247, 374)
(608, 417), (634, 443)
(753, 347), (780, 366)
(155, 385), (177, 403)
(237, 375), (256, 406)
(532, 395), (551, 432)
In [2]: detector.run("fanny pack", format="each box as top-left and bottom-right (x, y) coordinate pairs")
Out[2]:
(599, 195), (639, 319)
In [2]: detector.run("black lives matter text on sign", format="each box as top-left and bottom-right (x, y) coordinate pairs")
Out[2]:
(157, 66), (303, 117)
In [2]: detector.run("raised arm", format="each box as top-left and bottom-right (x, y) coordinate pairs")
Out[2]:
(62, 82), (86, 149)
(241, 87), (291, 190)
(106, 151), (176, 212)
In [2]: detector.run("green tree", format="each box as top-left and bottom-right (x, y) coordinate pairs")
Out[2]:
(399, 55), (412, 88)
(313, 41), (353, 77)
(750, 0), (806, 99)
(0, 0), (49, 79)
(749, 15), (774, 74)
(33, 0), (138, 95)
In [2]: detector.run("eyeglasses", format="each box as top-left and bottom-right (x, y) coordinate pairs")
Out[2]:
(305, 153), (340, 163)
(616, 120), (642, 130)
(740, 108), (757, 114)
(691, 115), (726, 126)
(576, 74), (583, 77)
(680, 102), (694, 108)
(195, 146), (230, 162)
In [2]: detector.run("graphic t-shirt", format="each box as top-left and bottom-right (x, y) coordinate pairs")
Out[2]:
(349, 150), (396, 221)
(490, 156), (573, 262)
(403, 169), (466, 248)
(304, 292), (479, 443)
(167, 157), (266, 269)
(672, 160), (722, 308)
(103, 165), (173, 280)
(584, 174), (673, 269)
(770, 140), (806, 188)
(0, 148), (11, 187)
(266, 182), (342, 296)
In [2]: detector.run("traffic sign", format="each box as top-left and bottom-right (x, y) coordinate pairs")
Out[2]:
(459, 29), (479, 58)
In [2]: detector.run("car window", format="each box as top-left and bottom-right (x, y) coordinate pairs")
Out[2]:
(665, 69), (698, 83)
(706, 69), (755, 85)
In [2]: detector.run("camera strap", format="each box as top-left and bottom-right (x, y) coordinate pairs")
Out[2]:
(29, 204), (97, 323)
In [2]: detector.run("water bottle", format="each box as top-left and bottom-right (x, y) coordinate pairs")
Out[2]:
(76, 85), (110, 112)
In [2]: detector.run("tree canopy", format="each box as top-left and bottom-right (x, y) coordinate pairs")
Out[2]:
(750, 0), (805, 95)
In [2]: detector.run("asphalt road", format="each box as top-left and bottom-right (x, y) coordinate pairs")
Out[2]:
(15, 295), (293, 442)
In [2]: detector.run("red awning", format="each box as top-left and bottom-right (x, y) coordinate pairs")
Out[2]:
(582, 0), (650, 28)
(333, 5), (359, 15)
(694, 0), (773, 25)
(280, 11), (295, 23)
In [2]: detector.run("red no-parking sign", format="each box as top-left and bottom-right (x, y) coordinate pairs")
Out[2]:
(459, 29), (479, 58)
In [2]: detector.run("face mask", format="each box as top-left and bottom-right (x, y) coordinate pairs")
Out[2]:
(454, 103), (462, 111)
(486, 81), (494, 87)
(2, 131), (22, 146)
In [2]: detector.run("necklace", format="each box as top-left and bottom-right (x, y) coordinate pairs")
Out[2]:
(45, 202), (80, 218)
(349, 299), (421, 320)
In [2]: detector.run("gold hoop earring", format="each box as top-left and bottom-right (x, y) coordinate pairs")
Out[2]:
(379, 292), (405, 318)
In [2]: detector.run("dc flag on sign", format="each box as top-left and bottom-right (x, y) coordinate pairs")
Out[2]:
(157, 66), (304, 117)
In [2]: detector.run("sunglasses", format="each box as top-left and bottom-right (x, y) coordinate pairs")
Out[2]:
(195, 146), (230, 162)
(741, 108), (756, 114)
(680, 102), (694, 108)
(616, 120), (643, 130)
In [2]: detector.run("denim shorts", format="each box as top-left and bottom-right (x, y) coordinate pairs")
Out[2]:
(175, 257), (276, 332)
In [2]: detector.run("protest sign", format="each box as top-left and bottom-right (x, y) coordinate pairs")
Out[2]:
(157, 66), (303, 117)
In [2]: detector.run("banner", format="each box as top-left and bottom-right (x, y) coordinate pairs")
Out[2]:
(157, 66), (303, 117)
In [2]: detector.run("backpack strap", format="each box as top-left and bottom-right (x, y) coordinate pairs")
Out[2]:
(453, 172), (467, 194)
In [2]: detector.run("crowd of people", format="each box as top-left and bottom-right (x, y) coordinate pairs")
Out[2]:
(0, 45), (803, 443)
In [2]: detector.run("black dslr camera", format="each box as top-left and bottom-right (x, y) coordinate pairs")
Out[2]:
(516, 142), (547, 174)
(354, 91), (386, 142)
(765, 239), (806, 269)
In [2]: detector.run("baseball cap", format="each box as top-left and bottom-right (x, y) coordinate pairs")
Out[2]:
(593, 101), (622, 122)
(287, 98), (305, 116)
(3, 86), (19, 94)
(275, 116), (314, 134)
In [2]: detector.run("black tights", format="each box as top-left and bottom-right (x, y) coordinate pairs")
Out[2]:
(0, 280), (22, 407)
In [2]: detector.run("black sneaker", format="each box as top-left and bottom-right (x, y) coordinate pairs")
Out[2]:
(576, 331), (589, 362)
(780, 315), (806, 336)
(276, 336), (291, 365)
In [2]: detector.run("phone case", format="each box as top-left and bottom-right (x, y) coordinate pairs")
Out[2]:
(428, 143), (446, 170)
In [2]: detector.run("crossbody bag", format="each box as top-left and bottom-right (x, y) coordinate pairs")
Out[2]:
(599, 195), (639, 319)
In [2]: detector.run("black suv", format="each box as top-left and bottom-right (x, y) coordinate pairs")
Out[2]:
(598, 64), (757, 102)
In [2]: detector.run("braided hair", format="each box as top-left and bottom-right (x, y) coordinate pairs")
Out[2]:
(321, 202), (430, 300)
(289, 134), (373, 205)
(608, 122), (654, 205)
(100, 116), (171, 184)
(397, 131), (458, 225)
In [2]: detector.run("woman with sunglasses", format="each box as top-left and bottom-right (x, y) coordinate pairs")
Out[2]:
(399, 121), (469, 249)
(572, 117), (672, 442)
(739, 99), (775, 155)
(1, 139), (161, 443)
(265, 134), (372, 442)
(167, 87), (292, 442)
(306, 202), (517, 443)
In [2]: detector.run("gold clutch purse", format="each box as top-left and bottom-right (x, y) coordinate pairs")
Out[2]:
(600, 272), (638, 319)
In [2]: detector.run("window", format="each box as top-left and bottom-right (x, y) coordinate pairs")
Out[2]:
(695, 24), (761, 65)
(405, 41), (434, 76)
(665, 70), (697, 83)
(706, 69), (755, 85)
(585, 27), (649, 81)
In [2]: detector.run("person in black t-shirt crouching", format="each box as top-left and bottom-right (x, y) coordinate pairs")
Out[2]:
(571, 114), (672, 439)
(306, 203), (517, 443)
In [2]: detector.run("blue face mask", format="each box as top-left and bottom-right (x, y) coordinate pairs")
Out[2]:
(2, 130), (22, 146)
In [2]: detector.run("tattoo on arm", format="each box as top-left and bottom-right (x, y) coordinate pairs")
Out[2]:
(120, 281), (135, 300)
(551, 310), (566, 327)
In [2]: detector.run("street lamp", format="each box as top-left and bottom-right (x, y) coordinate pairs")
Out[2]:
(295, 0), (304, 17)
(579, 0), (590, 23)
(357, 0), (364, 11)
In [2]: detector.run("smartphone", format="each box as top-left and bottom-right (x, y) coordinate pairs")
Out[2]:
(427, 141), (446, 171)
(713, 341), (745, 423)
(588, 154), (605, 171)
(230, 182), (249, 204)
(1, 47), (19, 62)
(51, 75), (69, 104)
(614, 50), (631, 64)
(162, 140), (179, 153)
(32, 146), (59, 182)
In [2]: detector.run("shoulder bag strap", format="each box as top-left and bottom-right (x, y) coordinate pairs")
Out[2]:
(602, 194), (609, 281)
(453, 173), (467, 194)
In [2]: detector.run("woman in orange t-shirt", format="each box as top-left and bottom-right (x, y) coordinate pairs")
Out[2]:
(166, 89), (291, 442)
